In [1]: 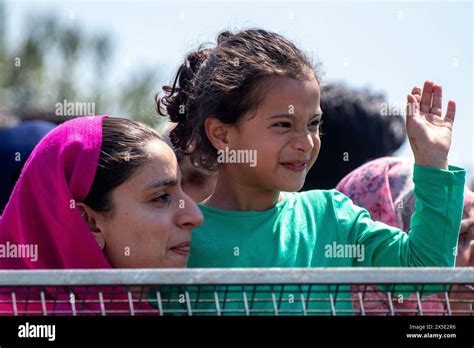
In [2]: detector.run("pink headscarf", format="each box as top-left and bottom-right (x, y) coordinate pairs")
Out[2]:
(337, 157), (473, 315)
(0, 116), (154, 315)
(0, 116), (109, 270)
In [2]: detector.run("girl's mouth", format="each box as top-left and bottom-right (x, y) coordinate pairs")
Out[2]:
(169, 242), (191, 256)
(280, 161), (307, 172)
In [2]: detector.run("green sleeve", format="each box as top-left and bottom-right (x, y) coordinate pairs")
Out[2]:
(334, 164), (466, 268)
(334, 164), (465, 296)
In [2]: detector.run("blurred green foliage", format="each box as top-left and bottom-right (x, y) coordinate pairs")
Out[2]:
(0, 3), (162, 127)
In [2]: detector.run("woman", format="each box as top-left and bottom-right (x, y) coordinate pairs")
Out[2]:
(0, 115), (203, 315)
(337, 156), (474, 315)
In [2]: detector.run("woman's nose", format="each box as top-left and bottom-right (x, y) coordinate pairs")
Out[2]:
(176, 193), (204, 229)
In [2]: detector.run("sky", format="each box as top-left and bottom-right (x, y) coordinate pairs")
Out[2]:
(3, 0), (474, 177)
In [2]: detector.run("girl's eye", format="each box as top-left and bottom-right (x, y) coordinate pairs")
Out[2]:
(152, 193), (171, 204)
(309, 119), (322, 127)
(273, 122), (291, 128)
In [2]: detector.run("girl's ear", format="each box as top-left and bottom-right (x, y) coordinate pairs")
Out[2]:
(76, 202), (106, 250)
(204, 117), (230, 150)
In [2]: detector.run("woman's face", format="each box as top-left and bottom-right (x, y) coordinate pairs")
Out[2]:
(91, 139), (203, 268)
(225, 74), (322, 192)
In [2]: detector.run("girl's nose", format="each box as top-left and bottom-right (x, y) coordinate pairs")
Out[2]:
(293, 131), (315, 152)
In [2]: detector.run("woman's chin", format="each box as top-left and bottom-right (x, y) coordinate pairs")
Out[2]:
(164, 252), (190, 268)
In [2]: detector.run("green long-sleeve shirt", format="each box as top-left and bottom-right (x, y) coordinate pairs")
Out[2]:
(159, 165), (466, 315)
(189, 165), (465, 268)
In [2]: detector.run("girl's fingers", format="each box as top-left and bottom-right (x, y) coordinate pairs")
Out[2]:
(444, 100), (456, 125)
(406, 94), (419, 118)
(411, 81), (455, 126)
(411, 86), (421, 95)
(411, 86), (422, 103)
(430, 84), (443, 116)
(420, 80), (434, 113)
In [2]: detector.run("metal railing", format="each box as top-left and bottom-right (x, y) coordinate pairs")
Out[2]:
(0, 268), (472, 316)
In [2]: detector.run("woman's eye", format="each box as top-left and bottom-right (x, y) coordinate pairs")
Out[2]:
(152, 193), (170, 204)
(273, 122), (291, 128)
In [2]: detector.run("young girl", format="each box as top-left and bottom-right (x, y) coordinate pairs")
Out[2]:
(157, 29), (466, 314)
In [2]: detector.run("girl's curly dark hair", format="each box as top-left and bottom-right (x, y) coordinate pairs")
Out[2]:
(156, 28), (320, 171)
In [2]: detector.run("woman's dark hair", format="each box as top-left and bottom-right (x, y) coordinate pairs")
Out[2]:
(156, 28), (320, 170)
(83, 117), (163, 212)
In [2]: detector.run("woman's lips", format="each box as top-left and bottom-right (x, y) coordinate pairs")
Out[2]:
(170, 242), (190, 256)
(280, 161), (307, 172)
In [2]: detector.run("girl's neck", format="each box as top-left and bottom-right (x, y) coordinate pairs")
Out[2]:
(203, 170), (283, 211)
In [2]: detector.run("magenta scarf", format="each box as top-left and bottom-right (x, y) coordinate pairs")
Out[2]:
(0, 116), (110, 270)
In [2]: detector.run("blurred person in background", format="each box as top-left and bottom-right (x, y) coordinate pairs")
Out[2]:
(302, 83), (406, 190)
(160, 122), (218, 203)
(0, 120), (56, 213)
(0, 112), (19, 129)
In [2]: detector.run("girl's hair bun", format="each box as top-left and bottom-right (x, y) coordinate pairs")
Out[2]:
(156, 47), (212, 151)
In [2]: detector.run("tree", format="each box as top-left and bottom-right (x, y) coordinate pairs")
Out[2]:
(0, 5), (162, 128)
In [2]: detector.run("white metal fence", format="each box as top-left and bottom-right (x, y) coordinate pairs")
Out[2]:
(0, 268), (472, 316)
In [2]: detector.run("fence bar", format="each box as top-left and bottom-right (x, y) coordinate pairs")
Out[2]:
(70, 291), (77, 316)
(242, 290), (250, 316)
(40, 291), (47, 316)
(357, 292), (365, 316)
(0, 268), (472, 316)
(214, 291), (221, 316)
(0, 268), (472, 286)
(155, 291), (163, 316)
(98, 291), (106, 316)
(11, 292), (18, 316)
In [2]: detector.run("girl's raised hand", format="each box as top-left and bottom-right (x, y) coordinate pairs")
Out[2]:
(406, 81), (456, 170)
